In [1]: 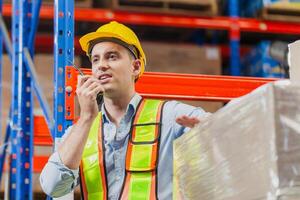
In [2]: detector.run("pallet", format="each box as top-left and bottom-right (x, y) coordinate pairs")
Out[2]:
(261, 2), (300, 22)
(101, 0), (218, 16)
(40, 0), (93, 8)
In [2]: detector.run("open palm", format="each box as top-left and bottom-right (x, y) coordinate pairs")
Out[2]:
(175, 115), (200, 128)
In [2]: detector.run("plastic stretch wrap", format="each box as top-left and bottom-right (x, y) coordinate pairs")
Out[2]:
(174, 80), (300, 200)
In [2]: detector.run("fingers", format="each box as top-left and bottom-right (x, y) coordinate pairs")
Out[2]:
(78, 76), (98, 88)
(76, 75), (103, 98)
(176, 115), (200, 123)
(87, 85), (103, 100)
(77, 75), (90, 87)
(77, 75), (100, 88)
(77, 76), (100, 91)
(86, 81), (100, 91)
(175, 115), (200, 128)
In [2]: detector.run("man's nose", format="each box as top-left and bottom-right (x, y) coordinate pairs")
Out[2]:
(96, 59), (109, 72)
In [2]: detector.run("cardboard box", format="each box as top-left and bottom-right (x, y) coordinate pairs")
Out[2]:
(143, 42), (223, 112)
(98, 0), (218, 16)
(143, 42), (221, 75)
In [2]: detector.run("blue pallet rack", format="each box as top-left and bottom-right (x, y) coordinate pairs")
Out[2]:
(0, 0), (2, 143)
(54, 0), (74, 140)
(10, 0), (33, 199)
(0, 0), (74, 199)
(229, 0), (241, 76)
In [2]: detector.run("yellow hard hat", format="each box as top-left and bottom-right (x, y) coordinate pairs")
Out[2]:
(79, 21), (146, 78)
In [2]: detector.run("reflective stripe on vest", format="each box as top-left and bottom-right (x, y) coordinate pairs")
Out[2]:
(80, 114), (107, 200)
(80, 99), (164, 200)
(121, 99), (164, 200)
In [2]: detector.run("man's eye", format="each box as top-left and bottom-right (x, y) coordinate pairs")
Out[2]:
(92, 58), (98, 63)
(109, 54), (117, 59)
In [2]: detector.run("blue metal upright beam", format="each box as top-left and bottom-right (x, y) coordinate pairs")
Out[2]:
(229, 0), (240, 76)
(10, 0), (33, 199)
(53, 0), (74, 140)
(23, 48), (54, 136)
(10, 0), (20, 198)
(45, 1), (75, 199)
(28, 0), (41, 55)
(0, 0), (3, 142)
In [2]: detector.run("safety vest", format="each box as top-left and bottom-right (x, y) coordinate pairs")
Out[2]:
(80, 99), (165, 200)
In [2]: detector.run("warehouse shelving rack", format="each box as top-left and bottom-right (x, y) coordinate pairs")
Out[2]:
(0, 0), (296, 199)
(0, 0), (73, 199)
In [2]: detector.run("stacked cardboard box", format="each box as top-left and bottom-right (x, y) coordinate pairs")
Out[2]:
(233, 0), (300, 22)
(262, 0), (300, 22)
(143, 42), (223, 112)
(98, 0), (218, 16)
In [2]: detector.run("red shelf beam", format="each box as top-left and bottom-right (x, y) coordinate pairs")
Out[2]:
(33, 156), (49, 173)
(136, 72), (277, 101)
(66, 68), (277, 103)
(3, 4), (300, 35)
(34, 116), (53, 146)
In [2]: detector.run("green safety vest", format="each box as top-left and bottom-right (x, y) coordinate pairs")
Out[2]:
(80, 99), (165, 200)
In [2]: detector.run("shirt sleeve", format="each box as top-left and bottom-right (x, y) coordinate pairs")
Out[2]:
(39, 126), (80, 198)
(164, 100), (210, 139)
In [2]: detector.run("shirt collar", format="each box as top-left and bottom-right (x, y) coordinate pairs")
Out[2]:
(101, 93), (142, 123)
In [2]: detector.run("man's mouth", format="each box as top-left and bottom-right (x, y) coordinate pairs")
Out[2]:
(99, 74), (112, 82)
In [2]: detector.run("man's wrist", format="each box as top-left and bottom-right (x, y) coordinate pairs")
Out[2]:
(79, 113), (96, 123)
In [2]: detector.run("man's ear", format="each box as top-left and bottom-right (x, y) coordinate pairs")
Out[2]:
(132, 59), (142, 79)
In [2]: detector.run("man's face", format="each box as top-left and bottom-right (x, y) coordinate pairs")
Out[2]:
(90, 41), (140, 96)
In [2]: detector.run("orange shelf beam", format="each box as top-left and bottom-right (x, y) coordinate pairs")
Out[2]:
(136, 72), (277, 101)
(64, 67), (277, 121)
(34, 116), (53, 146)
(33, 155), (49, 173)
(66, 67), (277, 102)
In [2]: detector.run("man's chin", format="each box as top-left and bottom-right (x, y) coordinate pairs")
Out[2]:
(102, 87), (113, 96)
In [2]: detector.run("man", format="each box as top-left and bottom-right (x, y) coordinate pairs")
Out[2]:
(40, 21), (208, 200)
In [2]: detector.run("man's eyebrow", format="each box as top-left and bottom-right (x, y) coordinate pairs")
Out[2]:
(91, 54), (99, 60)
(105, 50), (119, 55)
(91, 49), (120, 60)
